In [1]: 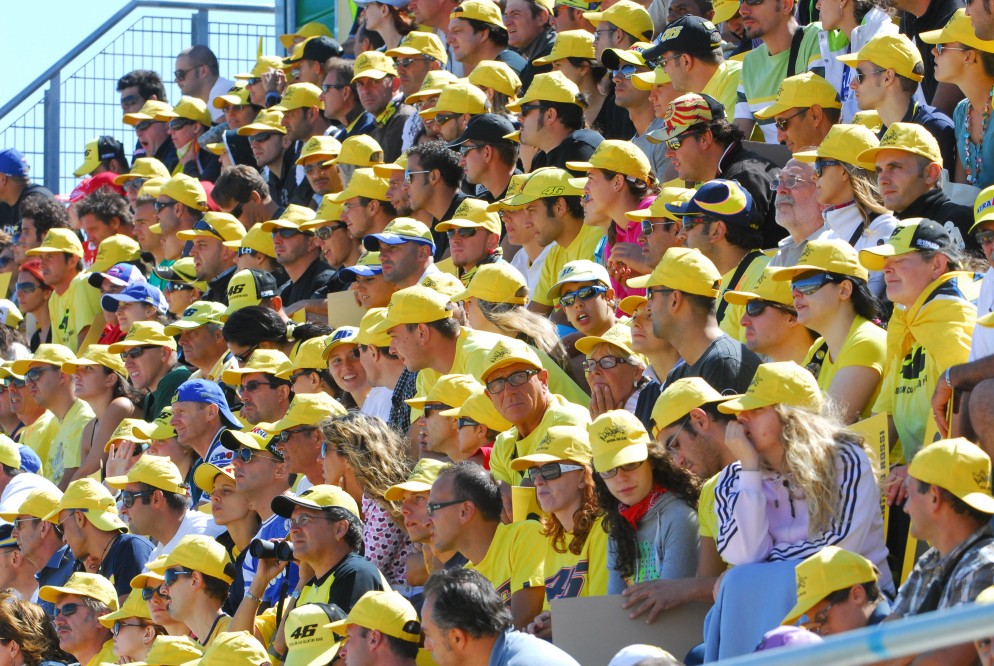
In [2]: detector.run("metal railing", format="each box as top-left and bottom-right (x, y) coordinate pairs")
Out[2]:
(0, 1), (276, 196)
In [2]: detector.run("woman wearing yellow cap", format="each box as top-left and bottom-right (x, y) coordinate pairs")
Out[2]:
(0, 592), (69, 664)
(101, 590), (167, 663)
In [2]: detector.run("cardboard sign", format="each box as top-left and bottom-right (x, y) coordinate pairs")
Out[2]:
(551, 596), (712, 664)
(850, 413), (890, 536)
(325, 289), (366, 328)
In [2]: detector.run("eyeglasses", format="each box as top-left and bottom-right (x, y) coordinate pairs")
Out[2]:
(485, 369), (540, 395)
(802, 601), (836, 636)
(611, 65), (638, 80)
(315, 223), (348, 240)
(975, 230), (994, 246)
(518, 103), (548, 116)
(320, 442), (346, 459)
(403, 169), (431, 183)
(446, 227), (478, 239)
(853, 68), (886, 84)
(8, 378), (25, 389)
(303, 162), (331, 174)
(774, 108), (807, 131)
(770, 173), (811, 190)
(394, 57), (432, 67)
(661, 416), (691, 453)
(290, 513), (333, 529)
(559, 284), (607, 307)
(154, 200), (177, 212)
(456, 415), (482, 429)
(235, 447), (281, 464)
(456, 143), (485, 157)
(434, 112), (459, 126)
(526, 462), (585, 482)
(745, 299), (796, 317)
(247, 77), (262, 86)
(582, 355), (634, 373)
(426, 498), (468, 515)
(594, 28), (615, 37)
(791, 272), (841, 295)
(163, 568), (194, 586)
(121, 489), (156, 508)
(168, 118), (196, 131)
(120, 94), (141, 109)
(664, 131), (703, 151)
(12, 517), (39, 530)
(121, 345), (157, 361)
(273, 228), (313, 239)
(174, 66), (199, 81)
(322, 83), (348, 92)
(641, 219), (676, 236)
(681, 215), (717, 231)
(238, 380), (277, 395)
(232, 344), (259, 364)
(598, 460), (644, 479)
(647, 286), (675, 298)
(277, 426), (317, 444)
(248, 132), (279, 144)
(813, 159), (843, 177)
(123, 178), (144, 192)
(24, 366), (57, 384)
(935, 43), (968, 54)
(113, 621), (145, 636)
(53, 603), (83, 618)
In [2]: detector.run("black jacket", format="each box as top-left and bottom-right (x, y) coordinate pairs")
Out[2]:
(716, 141), (783, 249)
(895, 187), (977, 255)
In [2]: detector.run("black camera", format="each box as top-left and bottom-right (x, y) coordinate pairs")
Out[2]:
(249, 538), (294, 562)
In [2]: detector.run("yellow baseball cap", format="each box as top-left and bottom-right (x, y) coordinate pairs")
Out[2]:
(222, 224), (277, 257)
(260, 203), (317, 232)
(106, 454), (187, 494)
(583, 0), (654, 41)
(405, 70), (459, 104)
(272, 484), (362, 520)
(354, 308), (390, 348)
(511, 425), (592, 470)
(138, 176), (167, 200)
(451, 263), (528, 305)
(236, 54), (286, 79)
(279, 21), (333, 49)
(176, 212), (246, 243)
(505, 167), (583, 207)
(627, 247), (722, 296)
(858, 218), (954, 272)
(0, 434), (20, 470)
(419, 81), (489, 119)
(601, 42), (652, 70)
(265, 393), (347, 434)
(98, 589), (152, 628)
(754, 72), (841, 120)
(43, 478), (127, 532)
(0, 486), (62, 522)
(384, 458), (449, 501)
(450, 0), (506, 29)
(436, 198), (501, 235)
(271, 83), (324, 112)
(149, 535), (235, 583)
(973, 184), (994, 233)
(575, 321), (637, 358)
(39, 573), (120, 610)
(10, 343), (77, 376)
(324, 134), (385, 167)
(836, 33), (924, 81)
(221, 349), (293, 385)
(770, 238), (869, 281)
(26, 228), (85, 258)
(369, 286), (452, 333)
(113, 157), (171, 185)
(782, 547), (878, 626)
(625, 186), (696, 222)
(132, 405), (176, 441)
(718, 361), (823, 414)
(723, 267), (795, 308)
(163, 301), (227, 336)
(487, 172), (529, 212)
(154, 96), (213, 127)
(329, 167), (389, 202)
(856, 121), (942, 166)
(438, 386), (513, 432)
(851, 110), (883, 132)
(385, 31), (448, 63)
(618, 295), (647, 316)
(480, 337), (544, 382)
(533, 30), (595, 65)
(322, 327), (361, 360)
(90, 235), (141, 273)
(406, 373), (482, 411)
(908, 437), (994, 513)
(129, 636), (204, 666)
(282, 335), (330, 373)
(158, 173), (209, 211)
(632, 65), (671, 90)
(283, 604), (347, 666)
(123, 100), (173, 126)
(468, 60), (522, 99)
(196, 631), (269, 666)
(328, 590), (422, 643)
(101, 417), (151, 452)
(237, 108), (287, 135)
(566, 139), (652, 183)
(107, 321), (177, 352)
(588, 410), (650, 473)
(295, 135), (342, 165)
(712, 0), (740, 23)
(651, 377), (728, 435)
(213, 82), (251, 109)
(352, 51), (398, 81)
(302, 197), (344, 228)
(506, 71), (582, 112)
(414, 271), (463, 297)
(221, 269), (280, 317)
(921, 9), (994, 50)
(792, 123), (879, 171)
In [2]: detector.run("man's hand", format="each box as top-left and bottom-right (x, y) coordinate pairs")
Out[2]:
(931, 376), (954, 436)
(261, 68), (286, 94)
(249, 546), (289, 597)
(609, 242), (653, 275)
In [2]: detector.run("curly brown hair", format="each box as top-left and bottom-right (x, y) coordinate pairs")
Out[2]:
(0, 591), (73, 664)
(542, 464), (606, 556)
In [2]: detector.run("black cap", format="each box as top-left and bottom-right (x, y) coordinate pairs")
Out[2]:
(97, 136), (127, 164)
(447, 113), (517, 147)
(286, 36), (344, 64)
(643, 16), (722, 64)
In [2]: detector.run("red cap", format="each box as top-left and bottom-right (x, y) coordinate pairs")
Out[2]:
(69, 172), (126, 204)
(18, 258), (47, 287)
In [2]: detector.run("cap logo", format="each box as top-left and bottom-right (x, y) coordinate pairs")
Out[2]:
(913, 238), (941, 251)
(228, 283), (246, 297)
(330, 328), (353, 342)
(659, 26), (683, 41)
(536, 433), (553, 451)
(974, 470), (991, 491)
(489, 345), (511, 363)
(289, 623), (318, 640)
(541, 186), (565, 196)
(597, 424), (628, 443)
(977, 198), (994, 216)
(797, 575), (807, 594)
(182, 307), (198, 317)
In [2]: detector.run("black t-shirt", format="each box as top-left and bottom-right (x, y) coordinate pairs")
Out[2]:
(204, 266), (237, 305)
(664, 334), (762, 395)
(531, 130), (604, 174)
(895, 187), (977, 255)
(73, 532), (155, 599)
(306, 551), (385, 613)
(280, 257), (339, 308)
(0, 183), (55, 237)
(430, 191), (470, 261)
(595, 90), (636, 141)
(717, 141), (783, 249)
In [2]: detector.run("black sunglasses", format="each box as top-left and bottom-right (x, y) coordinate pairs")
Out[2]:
(525, 462), (585, 482)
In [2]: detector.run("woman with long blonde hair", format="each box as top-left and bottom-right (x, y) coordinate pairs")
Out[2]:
(320, 411), (414, 589)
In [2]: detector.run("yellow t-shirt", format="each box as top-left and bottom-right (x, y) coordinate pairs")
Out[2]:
(697, 473), (719, 541)
(489, 395), (592, 485)
(542, 515), (609, 607)
(468, 521), (547, 603)
(533, 225), (606, 307)
(85, 639), (118, 666)
(702, 59), (743, 119)
(191, 353), (238, 383)
(49, 272), (101, 352)
(718, 252), (770, 343)
(46, 399), (95, 486)
(807, 316), (886, 420)
(17, 410), (58, 476)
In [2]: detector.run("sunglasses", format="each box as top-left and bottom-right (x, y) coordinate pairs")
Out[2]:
(163, 568), (194, 586)
(121, 489), (155, 508)
(426, 498), (467, 516)
(113, 621), (145, 636)
(320, 442), (345, 459)
(640, 219), (676, 236)
(394, 57), (432, 67)
(277, 426), (317, 444)
(168, 118), (196, 131)
(237, 247), (260, 257)
(135, 120), (158, 132)
(935, 43), (968, 54)
(518, 103), (548, 116)
(404, 169), (431, 183)
(315, 223), (348, 240)
(247, 77), (262, 86)
(154, 200), (177, 212)
(559, 284), (607, 307)
(791, 272), (842, 295)
(121, 345), (157, 361)
(813, 159), (843, 177)
(745, 299), (796, 317)
(485, 368), (539, 395)
(456, 143), (485, 157)
(235, 447), (281, 464)
(975, 230), (994, 246)
(238, 380), (277, 395)
(8, 378), (25, 388)
(120, 94), (141, 108)
(434, 112), (459, 125)
(53, 603), (84, 618)
(289, 369), (317, 383)
(232, 344), (259, 364)
(24, 366), (57, 384)
(853, 67), (886, 84)
(164, 282), (194, 293)
(582, 355), (634, 373)
(272, 228), (313, 238)
(322, 83), (348, 92)
(598, 460), (644, 479)
(303, 162), (330, 174)
(140, 585), (167, 601)
(248, 132), (279, 144)
(446, 227), (478, 239)
(174, 66), (198, 81)
(681, 215), (717, 232)
(611, 65), (638, 80)
(664, 130), (703, 151)
(774, 108), (807, 131)
(457, 417), (480, 428)
(526, 462), (585, 482)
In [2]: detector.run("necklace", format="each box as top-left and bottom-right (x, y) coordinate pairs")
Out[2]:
(963, 84), (994, 186)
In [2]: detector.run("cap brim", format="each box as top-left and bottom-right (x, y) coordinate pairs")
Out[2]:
(716, 393), (770, 414)
(722, 290), (760, 306)
(383, 481), (432, 501)
(509, 453), (566, 471)
(857, 246), (897, 272)
(753, 101), (790, 121)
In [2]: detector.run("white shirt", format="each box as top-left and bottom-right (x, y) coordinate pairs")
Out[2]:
(821, 202), (898, 300)
(148, 510), (225, 562)
(971, 267), (994, 361)
(361, 386), (393, 423)
(510, 243), (554, 297)
(207, 77), (236, 122)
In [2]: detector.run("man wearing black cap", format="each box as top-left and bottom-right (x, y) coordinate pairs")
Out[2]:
(449, 114), (520, 202)
(0, 149), (55, 238)
(284, 36), (344, 87)
(73, 137), (129, 179)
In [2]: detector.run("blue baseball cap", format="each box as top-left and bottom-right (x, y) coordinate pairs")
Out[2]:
(17, 446), (41, 474)
(88, 263), (147, 290)
(101, 282), (167, 314)
(0, 149), (29, 178)
(173, 379), (241, 428)
(664, 179), (757, 230)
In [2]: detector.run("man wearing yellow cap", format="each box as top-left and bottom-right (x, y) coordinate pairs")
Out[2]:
(122, 100), (179, 172)
(153, 96), (221, 181)
(7, 487), (75, 615)
(154, 173), (209, 261)
(320, 60), (377, 143)
(266, 393), (346, 490)
(177, 212), (243, 304)
(212, 165), (281, 227)
(448, 1), (527, 75)
(164, 301), (233, 384)
(275, 82), (334, 147)
(353, 52), (415, 162)
(40, 572), (118, 665)
(26, 229), (102, 352)
(753, 72), (840, 152)
(726, 268), (815, 363)
(333, 590), (422, 665)
(238, 110), (306, 209)
(355, 308), (418, 434)
(109, 322), (191, 421)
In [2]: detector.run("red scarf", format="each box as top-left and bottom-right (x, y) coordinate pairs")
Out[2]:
(618, 484), (667, 530)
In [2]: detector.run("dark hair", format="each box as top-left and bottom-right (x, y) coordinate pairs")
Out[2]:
(423, 568), (513, 637)
(897, 63), (925, 94)
(0, 464), (19, 478)
(74, 188), (133, 227)
(978, 50), (994, 78)
(328, 506), (366, 554)
(465, 18), (510, 47)
(19, 196), (70, 242)
(356, 23), (386, 50)
(566, 57), (607, 80)
(0, 323), (27, 361)
(722, 219), (763, 250)
(598, 169), (658, 199)
(138, 482), (192, 513)
(95, 366), (145, 410)
(706, 119), (745, 147)
(823, 579), (882, 605)
(542, 194), (584, 220)
(358, 196), (398, 216)
(221, 306), (332, 347)
(199, 572), (231, 603)
(117, 70), (168, 102)
(404, 315), (460, 340)
(693, 47), (725, 66)
(491, 142), (519, 168)
(407, 140), (464, 189)
(436, 462), (502, 522)
(594, 439), (700, 580)
(181, 45), (221, 77)
(212, 165), (270, 208)
(845, 276), (885, 322)
(547, 100), (586, 131)
(916, 480), (992, 525)
(326, 58), (359, 93)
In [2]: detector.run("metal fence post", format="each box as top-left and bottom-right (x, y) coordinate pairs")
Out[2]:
(192, 8), (209, 45)
(43, 73), (61, 194)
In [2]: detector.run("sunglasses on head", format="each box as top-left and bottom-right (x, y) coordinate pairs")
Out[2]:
(526, 462), (585, 482)
(559, 284), (607, 307)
